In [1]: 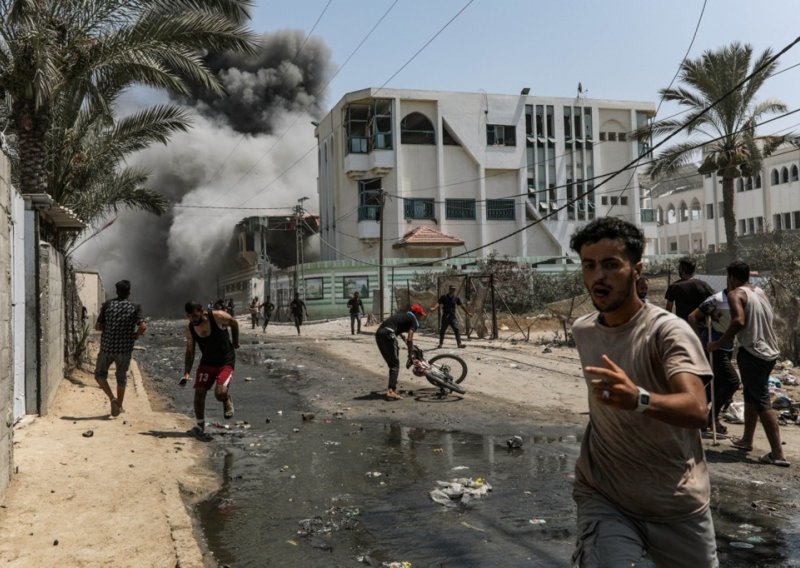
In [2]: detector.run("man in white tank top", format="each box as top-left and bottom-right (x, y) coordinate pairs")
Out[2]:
(708, 261), (788, 467)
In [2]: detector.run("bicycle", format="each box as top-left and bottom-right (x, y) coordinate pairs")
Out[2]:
(408, 345), (468, 396)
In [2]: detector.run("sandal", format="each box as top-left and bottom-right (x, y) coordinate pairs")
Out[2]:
(730, 439), (753, 451)
(759, 452), (791, 467)
(386, 389), (402, 401)
(224, 397), (235, 419)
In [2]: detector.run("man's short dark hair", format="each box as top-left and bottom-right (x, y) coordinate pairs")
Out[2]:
(184, 301), (203, 314)
(569, 217), (645, 263)
(726, 260), (750, 283)
(678, 257), (696, 276)
(115, 280), (131, 299)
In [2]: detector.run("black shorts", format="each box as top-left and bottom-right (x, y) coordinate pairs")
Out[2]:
(737, 348), (776, 413)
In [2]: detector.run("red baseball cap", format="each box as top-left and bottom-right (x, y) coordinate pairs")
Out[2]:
(410, 304), (427, 317)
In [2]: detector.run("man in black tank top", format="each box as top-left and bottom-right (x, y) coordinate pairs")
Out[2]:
(181, 301), (240, 436)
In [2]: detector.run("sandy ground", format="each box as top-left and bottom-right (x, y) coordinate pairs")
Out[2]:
(2, 312), (800, 566)
(0, 354), (218, 567)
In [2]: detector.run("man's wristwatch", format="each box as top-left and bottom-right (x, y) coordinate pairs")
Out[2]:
(635, 387), (651, 412)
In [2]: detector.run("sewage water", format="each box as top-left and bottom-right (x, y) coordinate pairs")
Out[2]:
(137, 328), (800, 567)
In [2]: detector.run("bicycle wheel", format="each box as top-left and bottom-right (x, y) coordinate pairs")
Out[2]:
(428, 354), (468, 384)
(425, 368), (466, 395)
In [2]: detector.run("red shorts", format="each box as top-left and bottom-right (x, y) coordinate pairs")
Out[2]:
(195, 364), (234, 390)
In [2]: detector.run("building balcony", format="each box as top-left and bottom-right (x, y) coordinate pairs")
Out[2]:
(357, 218), (381, 239)
(345, 148), (394, 181)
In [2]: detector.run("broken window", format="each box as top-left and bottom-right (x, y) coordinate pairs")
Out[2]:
(401, 112), (435, 144)
(358, 179), (382, 221)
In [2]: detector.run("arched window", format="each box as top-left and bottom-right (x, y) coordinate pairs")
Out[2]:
(736, 178), (744, 192)
(679, 201), (688, 222)
(755, 174), (762, 188)
(745, 176), (753, 191)
(782, 167), (789, 184)
(666, 205), (676, 225)
(690, 199), (701, 220)
(792, 165), (799, 182)
(400, 112), (435, 144)
(771, 169), (780, 185)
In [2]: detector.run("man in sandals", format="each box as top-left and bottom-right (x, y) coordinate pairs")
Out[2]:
(94, 280), (147, 417)
(181, 301), (240, 436)
(708, 261), (789, 467)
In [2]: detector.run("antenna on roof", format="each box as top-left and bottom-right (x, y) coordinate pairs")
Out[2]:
(577, 82), (588, 101)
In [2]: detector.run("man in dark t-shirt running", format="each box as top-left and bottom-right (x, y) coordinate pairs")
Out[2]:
(347, 291), (365, 335)
(289, 292), (309, 335)
(259, 295), (275, 333)
(665, 257), (713, 321)
(181, 301), (240, 436)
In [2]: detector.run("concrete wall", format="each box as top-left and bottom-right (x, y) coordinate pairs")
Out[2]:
(38, 243), (64, 416)
(0, 153), (15, 498)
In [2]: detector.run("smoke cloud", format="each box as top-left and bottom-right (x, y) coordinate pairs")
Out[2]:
(75, 30), (333, 316)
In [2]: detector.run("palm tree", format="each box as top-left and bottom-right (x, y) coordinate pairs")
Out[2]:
(643, 42), (790, 258)
(0, 0), (254, 197)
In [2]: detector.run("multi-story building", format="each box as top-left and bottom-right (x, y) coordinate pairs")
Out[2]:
(315, 88), (656, 263)
(648, 144), (800, 255)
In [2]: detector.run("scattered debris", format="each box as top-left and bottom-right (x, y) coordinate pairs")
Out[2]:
(302, 412), (315, 421)
(429, 477), (492, 508)
(529, 518), (547, 525)
(507, 435), (524, 449)
(297, 506), (361, 537)
(82, 430), (94, 438)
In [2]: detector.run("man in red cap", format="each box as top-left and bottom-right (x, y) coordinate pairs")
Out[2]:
(375, 304), (427, 400)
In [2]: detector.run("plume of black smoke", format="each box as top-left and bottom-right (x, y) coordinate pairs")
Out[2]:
(76, 30), (333, 316)
(189, 30), (331, 134)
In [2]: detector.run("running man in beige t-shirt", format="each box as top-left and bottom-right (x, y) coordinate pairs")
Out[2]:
(569, 217), (717, 567)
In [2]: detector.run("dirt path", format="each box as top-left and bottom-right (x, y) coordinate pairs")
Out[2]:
(0, 357), (218, 567)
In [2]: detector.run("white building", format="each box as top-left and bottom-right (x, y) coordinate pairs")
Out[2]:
(649, 144), (800, 254)
(315, 88), (657, 262)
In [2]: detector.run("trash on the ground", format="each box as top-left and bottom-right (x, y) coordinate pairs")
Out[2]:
(244, 377), (254, 382)
(783, 374), (798, 386)
(285, 539), (298, 546)
(772, 393), (792, 410)
(302, 412), (315, 421)
(452, 465), (469, 471)
(499, 324), (510, 331)
(509, 363), (520, 369)
(768, 376), (782, 389)
(381, 562), (412, 568)
(461, 521), (486, 532)
(723, 402), (745, 424)
(82, 430), (94, 438)
(366, 471), (382, 478)
(543, 347), (552, 353)
(779, 360), (794, 370)
(277, 410), (283, 416)
(292, 428), (300, 433)
(529, 518), (547, 525)
(746, 535), (766, 544)
(432, 447), (443, 454)
(507, 435), (524, 449)
(429, 477), (492, 508)
(297, 506), (361, 537)
(729, 542), (754, 549)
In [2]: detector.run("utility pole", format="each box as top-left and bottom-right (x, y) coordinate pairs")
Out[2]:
(294, 196), (309, 295)
(378, 189), (385, 320)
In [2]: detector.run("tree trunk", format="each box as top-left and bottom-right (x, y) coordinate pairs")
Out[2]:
(721, 176), (739, 259)
(14, 100), (51, 195)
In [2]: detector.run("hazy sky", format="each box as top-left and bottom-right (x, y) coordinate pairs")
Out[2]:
(249, 0), (800, 132)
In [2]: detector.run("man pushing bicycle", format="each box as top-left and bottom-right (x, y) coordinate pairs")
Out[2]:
(375, 304), (427, 400)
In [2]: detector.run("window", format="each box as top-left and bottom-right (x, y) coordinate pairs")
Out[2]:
(736, 178), (744, 192)
(535, 105), (544, 135)
(599, 132), (607, 141)
(757, 217), (764, 232)
(525, 105), (533, 134)
(785, 212), (792, 229)
(755, 174), (762, 188)
(745, 177), (753, 191)
(487, 124), (517, 146)
(620, 196), (628, 206)
(679, 202), (688, 222)
(545, 106), (554, 138)
(573, 108), (583, 140)
(401, 112), (435, 144)
(358, 179), (382, 221)
(782, 167), (790, 184)
(442, 122), (460, 146)
(610, 196), (618, 205)
(607, 132), (617, 142)
(771, 169), (780, 185)
(584, 107), (593, 139)
(486, 199), (515, 220)
(445, 199), (476, 220)
(345, 100), (393, 153)
(244, 233), (254, 251)
(601, 196), (608, 205)
(345, 104), (370, 154)
(670, 242), (678, 252)
(774, 214), (782, 230)
(404, 198), (435, 220)
(792, 165), (799, 181)
(739, 219), (747, 234)
(640, 208), (655, 223)
(563, 107), (572, 140)
(794, 211), (800, 230)
(748, 218), (755, 234)
(617, 132), (627, 142)
(706, 204), (714, 219)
